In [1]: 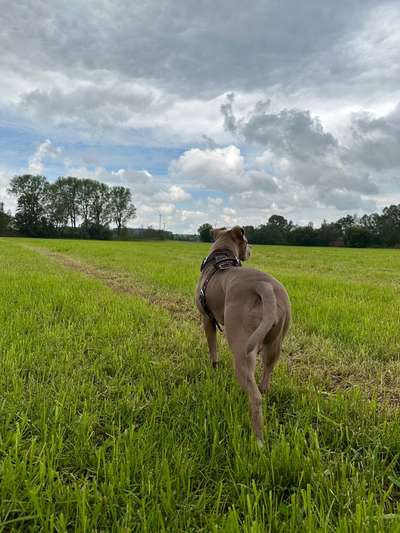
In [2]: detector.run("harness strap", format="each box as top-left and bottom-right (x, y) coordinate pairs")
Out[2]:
(199, 249), (241, 331)
(199, 268), (223, 331)
(200, 248), (240, 272)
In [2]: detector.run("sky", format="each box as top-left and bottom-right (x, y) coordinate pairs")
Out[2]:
(0, 0), (399, 233)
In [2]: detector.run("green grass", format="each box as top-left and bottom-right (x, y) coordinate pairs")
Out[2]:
(1, 237), (400, 531)
(19, 238), (400, 363)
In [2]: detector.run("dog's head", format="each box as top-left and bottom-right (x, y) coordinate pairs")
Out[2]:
(211, 226), (251, 261)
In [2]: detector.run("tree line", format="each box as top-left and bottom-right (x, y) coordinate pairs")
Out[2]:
(2, 173), (399, 247)
(198, 206), (400, 248)
(1, 174), (136, 239)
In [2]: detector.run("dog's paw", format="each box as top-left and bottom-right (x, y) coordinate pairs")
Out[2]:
(256, 438), (264, 449)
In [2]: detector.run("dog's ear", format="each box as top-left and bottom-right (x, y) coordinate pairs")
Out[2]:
(211, 227), (226, 241)
(230, 225), (245, 242)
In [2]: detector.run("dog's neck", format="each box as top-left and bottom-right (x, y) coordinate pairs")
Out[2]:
(210, 238), (239, 258)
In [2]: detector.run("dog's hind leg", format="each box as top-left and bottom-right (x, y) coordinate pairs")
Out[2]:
(259, 313), (290, 394)
(236, 351), (264, 445)
(202, 317), (219, 368)
(225, 321), (264, 444)
(259, 336), (282, 394)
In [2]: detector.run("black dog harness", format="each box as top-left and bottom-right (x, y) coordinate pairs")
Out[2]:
(199, 248), (241, 331)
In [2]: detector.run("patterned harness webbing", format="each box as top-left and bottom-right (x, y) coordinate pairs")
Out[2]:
(199, 248), (241, 331)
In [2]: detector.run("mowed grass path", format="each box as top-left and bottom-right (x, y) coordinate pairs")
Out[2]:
(1, 238), (400, 531)
(19, 238), (400, 390)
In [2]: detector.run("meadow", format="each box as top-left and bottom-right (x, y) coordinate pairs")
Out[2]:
(1, 237), (400, 531)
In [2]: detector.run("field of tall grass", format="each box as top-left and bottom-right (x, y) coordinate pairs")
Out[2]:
(1, 237), (400, 531)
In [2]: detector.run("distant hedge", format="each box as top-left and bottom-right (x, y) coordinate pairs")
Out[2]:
(198, 207), (400, 248)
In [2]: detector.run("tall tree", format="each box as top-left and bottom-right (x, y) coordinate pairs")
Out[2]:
(46, 181), (69, 230)
(265, 215), (292, 244)
(288, 225), (318, 246)
(53, 176), (81, 228)
(0, 206), (13, 235)
(336, 215), (356, 236)
(89, 182), (112, 227)
(377, 205), (400, 246)
(8, 174), (50, 236)
(198, 223), (213, 242)
(76, 179), (98, 229)
(110, 186), (136, 237)
(345, 226), (374, 248)
(268, 215), (289, 228)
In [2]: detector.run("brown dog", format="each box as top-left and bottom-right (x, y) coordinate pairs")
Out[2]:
(195, 226), (291, 445)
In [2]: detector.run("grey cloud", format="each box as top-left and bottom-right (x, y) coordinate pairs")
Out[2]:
(246, 170), (278, 193)
(286, 157), (378, 195)
(221, 93), (382, 209)
(319, 189), (376, 211)
(229, 184), (316, 213)
(224, 95), (337, 158)
(2, 0), (399, 151)
(220, 93), (237, 133)
(201, 134), (218, 149)
(1, 0), (392, 100)
(18, 83), (159, 130)
(348, 105), (400, 170)
(242, 107), (337, 159)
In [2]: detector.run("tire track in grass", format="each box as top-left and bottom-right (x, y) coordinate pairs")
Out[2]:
(22, 244), (199, 322)
(22, 243), (400, 407)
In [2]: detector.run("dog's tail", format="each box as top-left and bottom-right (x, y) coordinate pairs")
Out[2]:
(246, 282), (277, 358)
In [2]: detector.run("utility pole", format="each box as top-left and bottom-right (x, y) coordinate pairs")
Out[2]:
(159, 213), (162, 230)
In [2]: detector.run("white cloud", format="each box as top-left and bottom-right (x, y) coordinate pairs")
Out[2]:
(170, 145), (246, 191)
(0, 169), (16, 212)
(207, 196), (223, 208)
(61, 162), (195, 230)
(169, 145), (278, 193)
(27, 139), (63, 175)
(158, 185), (191, 203)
